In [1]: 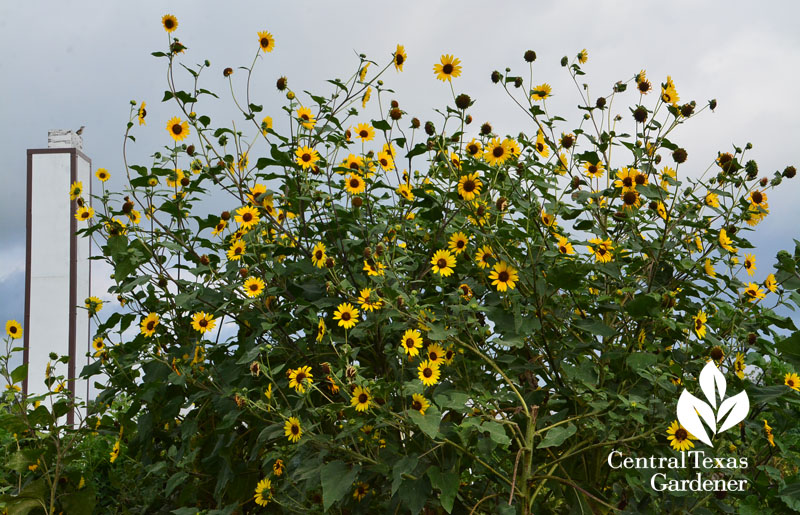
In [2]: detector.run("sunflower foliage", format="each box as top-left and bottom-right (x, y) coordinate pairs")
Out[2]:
(42, 18), (800, 514)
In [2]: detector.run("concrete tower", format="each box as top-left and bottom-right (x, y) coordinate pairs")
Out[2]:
(24, 130), (92, 424)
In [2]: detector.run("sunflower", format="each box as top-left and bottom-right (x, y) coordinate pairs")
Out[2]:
(353, 482), (370, 502)
(531, 83), (552, 101)
(161, 14), (178, 32)
(705, 192), (720, 208)
(284, 417), (302, 443)
(394, 44), (407, 71)
(362, 86), (372, 108)
(660, 166), (676, 188)
(341, 154), (364, 174)
(363, 260), (386, 276)
(333, 302), (359, 329)
(377, 151), (394, 171)
(426, 343), (446, 365)
(588, 238), (614, 263)
(96, 168), (110, 182)
(631, 169), (649, 187)
(254, 477), (272, 507)
(316, 318), (326, 342)
(431, 249), (456, 277)
(273, 459), (285, 477)
(358, 288), (383, 312)
(344, 174), (366, 195)
(747, 189), (767, 208)
(621, 190), (641, 210)
(636, 70), (652, 94)
(351, 385), (372, 412)
(140, 313), (159, 338)
(700, 259), (715, 278)
(227, 240), (246, 261)
(457, 172), (483, 201)
(734, 352), (746, 379)
(614, 168), (637, 191)
(555, 152), (569, 175)
(418, 360), (441, 386)
(666, 420), (695, 451)
(746, 204), (768, 226)
(191, 312), (217, 334)
(556, 235), (574, 255)
(534, 130), (549, 158)
(765, 273), (777, 293)
(577, 49), (588, 64)
(541, 209), (556, 228)
(257, 30), (275, 52)
(165, 168), (184, 188)
(448, 152), (461, 170)
(296, 106), (316, 129)
(261, 116), (273, 136)
(785, 372), (800, 392)
(483, 138), (510, 166)
(109, 440), (121, 463)
(75, 206), (95, 222)
(489, 261), (519, 292)
(448, 232), (469, 255)
(354, 123), (375, 142)
(411, 393), (430, 415)
(764, 419), (775, 447)
(91, 337), (105, 355)
(475, 245), (494, 269)
(744, 254), (756, 276)
(433, 54), (462, 81)
(459, 283), (473, 300)
(718, 229), (736, 253)
(466, 199), (490, 226)
(69, 181), (83, 200)
(288, 366), (314, 393)
(85, 296), (103, 315)
(311, 242), (327, 268)
(235, 206), (260, 230)
(165, 117), (189, 142)
(137, 102), (147, 125)
(400, 329), (423, 357)
(583, 161), (605, 179)
(743, 283), (766, 302)
(661, 76), (680, 105)
(692, 311), (707, 339)
(443, 346), (456, 365)
(211, 220), (227, 237)
(397, 183), (414, 201)
(243, 277), (265, 298)
(294, 146), (320, 170)
(5, 320), (22, 339)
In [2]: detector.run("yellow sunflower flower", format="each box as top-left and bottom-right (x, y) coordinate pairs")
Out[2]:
(69, 181), (83, 200)
(353, 482), (369, 502)
(583, 160), (605, 179)
(227, 240), (246, 261)
(531, 83), (552, 101)
(296, 106), (316, 129)
(621, 190), (641, 210)
(284, 417), (302, 443)
(358, 288), (383, 312)
(394, 44), (407, 71)
(354, 123), (375, 142)
(363, 260), (386, 276)
(430, 249), (456, 277)
(765, 273), (777, 293)
(288, 366), (313, 393)
(705, 192), (720, 208)
(475, 245), (494, 269)
(465, 139), (482, 158)
(556, 235), (574, 255)
(311, 242), (327, 268)
(785, 372), (800, 392)
(351, 385), (372, 412)
(166, 117), (189, 142)
(448, 232), (469, 255)
(457, 172), (482, 201)
(718, 229), (736, 253)
(140, 313), (159, 338)
(400, 329), (423, 357)
(161, 14), (178, 33)
(377, 151), (394, 171)
(666, 420), (695, 451)
(294, 146), (320, 170)
(5, 320), (22, 339)
(743, 282), (765, 302)
(744, 254), (756, 276)
(734, 352), (745, 380)
(411, 393), (430, 415)
(96, 168), (110, 182)
(764, 419), (775, 447)
(109, 440), (121, 463)
(489, 261), (519, 292)
(692, 311), (707, 339)
(433, 54), (462, 81)
(257, 30), (275, 52)
(534, 130), (549, 157)
(235, 205), (260, 230)
(418, 359), (441, 386)
(273, 459), (284, 476)
(425, 343), (446, 365)
(75, 206), (95, 222)
(588, 238), (614, 263)
(316, 318), (326, 342)
(614, 168), (637, 192)
(243, 277), (265, 298)
(333, 302), (359, 329)
(704, 258), (716, 277)
(397, 183), (414, 201)
(483, 138), (510, 166)
(254, 477), (272, 507)
(191, 312), (216, 334)
(344, 174), (366, 195)
(577, 48), (588, 64)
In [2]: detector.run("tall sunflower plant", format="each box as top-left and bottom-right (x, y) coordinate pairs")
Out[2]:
(15, 15), (800, 514)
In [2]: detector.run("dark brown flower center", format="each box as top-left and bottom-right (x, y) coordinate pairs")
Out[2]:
(291, 425), (299, 435)
(405, 338), (415, 348)
(9, 326), (17, 334)
(249, 284), (259, 291)
(358, 393), (368, 403)
(695, 319), (703, 330)
(396, 54), (404, 65)
(235, 246), (243, 255)
(350, 179), (360, 188)
(588, 165), (597, 174)
(164, 18), (175, 29)
(412, 400), (422, 410)
(752, 191), (763, 204)
(437, 258), (447, 269)
(359, 130), (369, 138)
(493, 146), (504, 158)
(199, 319), (208, 327)
(442, 63), (453, 74)
(315, 250), (323, 259)
(302, 153), (311, 162)
(622, 177), (633, 187)
(445, 350), (454, 360)
(146, 321), (156, 331)
(675, 428), (687, 440)
(498, 271), (509, 282)
(242, 213), (252, 222)
(456, 240), (465, 249)
(634, 174), (646, 185)
(462, 180), (475, 192)
(638, 81), (651, 93)
(295, 372), (306, 382)
(423, 368), (433, 378)
(468, 144), (478, 155)
(341, 312), (351, 321)
(172, 124), (183, 135)
(261, 38), (270, 48)
(559, 245), (567, 253)
(598, 248), (607, 256)
(623, 191), (638, 205)
(536, 142), (544, 152)
(301, 114), (309, 121)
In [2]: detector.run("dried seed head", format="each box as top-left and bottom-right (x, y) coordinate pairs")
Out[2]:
(352, 196), (363, 207)
(480, 122), (492, 135)
(524, 50), (537, 62)
(411, 117), (420, 129)
(672, 148), (688, 164)
(220, 211), (231, 220)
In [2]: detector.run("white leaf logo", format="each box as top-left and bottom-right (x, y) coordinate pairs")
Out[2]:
(675, 361), (749, 447)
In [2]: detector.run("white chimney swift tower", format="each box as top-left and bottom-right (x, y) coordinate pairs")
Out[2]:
(24, 130), (92, 424)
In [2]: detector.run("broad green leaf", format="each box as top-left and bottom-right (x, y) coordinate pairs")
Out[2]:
(537, 423), (577, 449)
(321, 460), (359, 511)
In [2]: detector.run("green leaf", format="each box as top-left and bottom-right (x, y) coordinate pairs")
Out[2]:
(779, 480), (800, 511)
(624, 293), (661, 318)
(409, 406), (441, 439)
(537, 423), (577, 449)
(748, 385), (786, 404)
(10, 364), (27, 384)
(777, 332), (800, 367)
(426, 466), (460, 513)
(166, 471), (189, 496)
(626, 352), (658, 370)
(574, 318), (615, 337)
(392, 455), (418, 495)
(321, 460), (359, 511)
(481, 421), (511, 446)
(372, 119), (392, 131)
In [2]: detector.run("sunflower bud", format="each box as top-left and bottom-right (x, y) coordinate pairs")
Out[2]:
(747, 332), (757, 346)
(223, 67), (233, 77)
(424, 121), (435, 136)
(680, 102), (695, 117)
(200, 254), (210, 266)
(514, 77), (523, 88)
(286, 91), (295, 100)
(560, 56), (568, 66)
(595, 97), (606, 109)
(480, 122), (492, 135)
(710, 346), (724, 362)
(389, 108), (402, 120)
(783, 166), (796, 178)
(345, 365), (357, 380)
(672, 148), (688, 164)
(352, 196), (363, 207)
(496, 197), (508, 211)
(122, 200), (134, 214)
(465, 114), (472, 124)
(276, 76), (288, 91)
(376, 243), (384, 256)
(455, 94), (471, 110)
(571, 176), (581, 190)
(745, 160), (758, 179)
(524, 50), (537, 62)
(633, 106), (648, 123)
(221, 211), (231, 220)
(709, 99), (717, 110)
(186, 144), (195, 156)
(411, 117), (420, 129)
(158, 277), (168, 288)
(180, 177), (190, 187)
(239, 268), (248, 278)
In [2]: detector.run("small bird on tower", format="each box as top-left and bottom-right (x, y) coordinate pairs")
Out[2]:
(76, 126), (85, 135)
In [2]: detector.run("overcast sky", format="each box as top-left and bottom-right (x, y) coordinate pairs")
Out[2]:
(2, 0), (799, 342)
